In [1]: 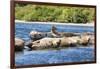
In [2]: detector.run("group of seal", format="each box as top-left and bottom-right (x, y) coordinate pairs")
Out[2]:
(15, 25), (94, 51)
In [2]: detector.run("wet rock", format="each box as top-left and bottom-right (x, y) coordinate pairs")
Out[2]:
(15, 38), (24, 51)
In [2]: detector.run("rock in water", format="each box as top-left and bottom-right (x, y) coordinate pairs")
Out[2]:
(15, 38), (24, 51)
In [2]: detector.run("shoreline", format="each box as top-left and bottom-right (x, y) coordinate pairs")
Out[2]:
(15, 20), (94, 27)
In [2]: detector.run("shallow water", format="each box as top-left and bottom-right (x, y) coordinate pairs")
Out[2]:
(15, 22), (95, 66)
(15, 22), (94, 41)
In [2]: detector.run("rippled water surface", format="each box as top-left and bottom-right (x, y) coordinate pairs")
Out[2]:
(15, 22), (95, 66)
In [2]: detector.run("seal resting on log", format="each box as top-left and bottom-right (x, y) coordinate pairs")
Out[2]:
(30, 38), (61, 50)
(30, 37), (79, 50)
(89, 35), (94, 44)
(79, 35), (91, 45)
(29, 25), (80, 41)
(51, 26), (80, 37)
(60, 37), (80, 47)
(29, 31), (46, 41)
(28, 25), (93, 50)
(15, 38), (24, 51)
(29, 30), (55, 41)
(28, 34), (91, 50)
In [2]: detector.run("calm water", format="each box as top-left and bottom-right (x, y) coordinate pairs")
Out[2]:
(15, 22), (95, 66)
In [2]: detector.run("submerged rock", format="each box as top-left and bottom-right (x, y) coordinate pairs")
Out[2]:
(15, 38), (24, 51)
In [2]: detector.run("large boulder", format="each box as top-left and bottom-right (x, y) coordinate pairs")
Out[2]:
(15, 38), (24, 51)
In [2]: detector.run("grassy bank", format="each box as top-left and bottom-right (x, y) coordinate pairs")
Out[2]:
(15, 3), (95, 23)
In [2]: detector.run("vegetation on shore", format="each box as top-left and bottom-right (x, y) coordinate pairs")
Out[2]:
(15, 3), (95, 23)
